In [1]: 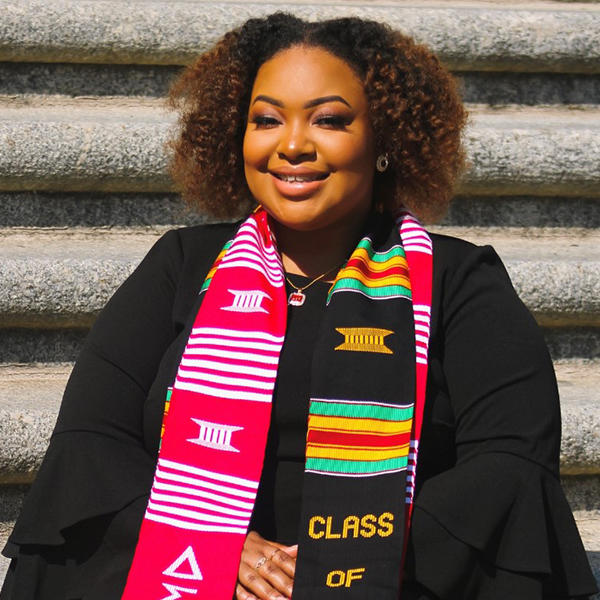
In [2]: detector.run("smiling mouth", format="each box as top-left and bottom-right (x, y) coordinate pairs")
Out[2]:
(271, 172), (329, 183)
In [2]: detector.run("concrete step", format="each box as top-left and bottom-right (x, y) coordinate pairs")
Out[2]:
(0, 483), (597, 589)
(0, 329), (87, 364)
(1, 63), (599, 108)
(0, 101), (173, 193)
(461, 107), (600, 197)
(0, 229), (163, 328)
(578, 515), (600, 599)
(1, 1), (599, 72)
(0, 325), (598, 368)
(0, 360), (597, 483)
(543, 328), (600, 362)
(565, 475), (600, 598)
(1, 227), (597, 328)
(0, 62), (180, 100)
(0, 193), (598, 230)
(0, 365), (598, 588)
(444, 196), (600, 229)
(555, 360), (600, 475)
(430, 226), (600, 327)
(1, 103), (599, 196)
(0, 365), (71, 484)
(0, 191), (200, 229)
(572, 511), (600, 598)
(458, 72), (600, 107)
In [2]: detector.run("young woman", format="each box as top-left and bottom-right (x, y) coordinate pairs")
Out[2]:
(2, 13), (596, 600)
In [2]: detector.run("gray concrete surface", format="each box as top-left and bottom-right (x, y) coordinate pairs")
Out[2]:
(0, 484), (28, 581)
(2, 63), (599, 107)
(1, 1), (599, 72)
(0, 365), (71, 484)
(0, 360), (596, 482)
(0, 0), (597, 591)
(0, 102), (174, 193)
(1, 104), (599, 195)
(0, 62), (179, 99)
(0, 498), (596, 589)
(0, 229), (162, 327)
(563, 476), (600, 513)
(459, 72), (600, 106)
(543, 328), (600, 361)
(1, 192), (599, 230)
(556, 360), (600, 475)
(3, 327), (597, 366)
(431, 226), (600, 327)
(0, 370), (600, 582)
(0, 191), (203, 229)
(0, 228), (598, 327)
(0, 329), (87, 364)
(462, 109), (600, 197)
(443, 196), (600, 229)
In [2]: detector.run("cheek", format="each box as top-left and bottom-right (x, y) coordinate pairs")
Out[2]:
(242, 131), (274, 169)
(242, 135), (270, 199)
(242, 131), (258, 168)
(318, 131), (374, 172)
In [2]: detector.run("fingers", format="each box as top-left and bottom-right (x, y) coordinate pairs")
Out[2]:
(236, 582), (258, 600)
(238, 556), (293, 600)
(237, 532), (296, 600)
(269, 547), (296, 579)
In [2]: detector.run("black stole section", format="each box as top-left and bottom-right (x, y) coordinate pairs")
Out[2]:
(293, 217), (416, 600)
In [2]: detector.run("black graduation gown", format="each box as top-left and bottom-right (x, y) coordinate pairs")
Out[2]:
(1, 223), (597, 599)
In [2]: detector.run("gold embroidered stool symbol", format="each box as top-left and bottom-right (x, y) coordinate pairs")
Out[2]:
(335, 327), (393, 354)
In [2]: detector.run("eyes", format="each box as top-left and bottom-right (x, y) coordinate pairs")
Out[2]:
(315, 114), (350, 129)
(250, 113), (351, 130)
(251, 115), (280, 129)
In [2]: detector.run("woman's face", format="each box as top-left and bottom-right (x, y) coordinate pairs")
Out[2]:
(243, 45), (376, 234)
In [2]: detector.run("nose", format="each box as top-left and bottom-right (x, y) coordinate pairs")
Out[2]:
(276, 121), (316, 163)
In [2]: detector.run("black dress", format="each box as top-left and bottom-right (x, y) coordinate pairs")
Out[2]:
(1, 223), (597, 599)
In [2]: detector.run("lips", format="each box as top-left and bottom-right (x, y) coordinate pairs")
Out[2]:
(269, 168), (329, 198)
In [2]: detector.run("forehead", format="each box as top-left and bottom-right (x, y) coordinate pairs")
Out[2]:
(251, 46), (367, 105)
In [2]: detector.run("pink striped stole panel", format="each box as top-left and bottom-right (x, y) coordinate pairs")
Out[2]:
(122, 211), (287, 600)
(396, 211), (433, 521)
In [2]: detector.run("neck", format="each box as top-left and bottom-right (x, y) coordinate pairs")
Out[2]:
(271, 216), (368, 279)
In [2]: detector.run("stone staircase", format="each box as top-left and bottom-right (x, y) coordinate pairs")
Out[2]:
(0, 0), (598, 590)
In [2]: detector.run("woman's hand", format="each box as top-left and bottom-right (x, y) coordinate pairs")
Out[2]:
(236, 530), (298, 600)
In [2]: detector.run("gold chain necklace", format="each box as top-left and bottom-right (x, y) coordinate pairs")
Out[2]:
(285, 264), (341, 307)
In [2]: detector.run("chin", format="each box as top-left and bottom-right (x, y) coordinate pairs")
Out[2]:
(263, 203), (337, 233)
(268, 213), (324, 233)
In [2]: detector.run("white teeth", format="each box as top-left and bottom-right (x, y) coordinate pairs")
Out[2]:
(278, 174), (321, 182)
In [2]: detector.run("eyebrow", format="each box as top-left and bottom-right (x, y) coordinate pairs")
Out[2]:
(251, 94), (351, 108)
(304, 95), (351, 108)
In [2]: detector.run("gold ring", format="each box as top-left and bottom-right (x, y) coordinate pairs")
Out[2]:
(254, 556), (268, 570)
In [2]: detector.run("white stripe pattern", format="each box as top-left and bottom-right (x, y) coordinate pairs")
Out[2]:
(218, 223), (284, 287)
(145, 459), (258, 534)
(175, 327), (282, 402)
(398, 214), (434, 255)
(412, 305), (431, 366)
(190, 327), (284, 343)
(398, 211), (432, 509)
(405, 439), (419, 504)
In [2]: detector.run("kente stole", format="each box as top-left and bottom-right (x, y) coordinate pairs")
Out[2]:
(123, 208), (432, 599)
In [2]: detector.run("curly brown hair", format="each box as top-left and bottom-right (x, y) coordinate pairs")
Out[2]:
(169, 13), (467, 222)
